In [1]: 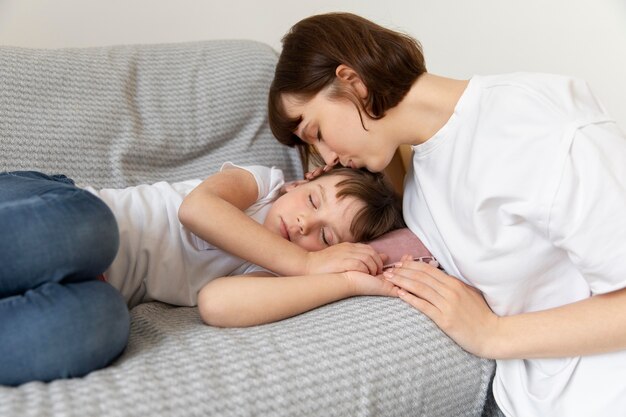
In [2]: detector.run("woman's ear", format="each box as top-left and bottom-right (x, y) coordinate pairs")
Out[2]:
(335, 64), (368, 99)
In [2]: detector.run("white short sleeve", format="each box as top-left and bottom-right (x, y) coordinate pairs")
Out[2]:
(548, 121), (626, 294)
(220, 162), (285, 204)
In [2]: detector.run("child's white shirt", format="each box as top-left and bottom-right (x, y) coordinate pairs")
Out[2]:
(86, 162), (284, 308)
(403, 73), (626, 417)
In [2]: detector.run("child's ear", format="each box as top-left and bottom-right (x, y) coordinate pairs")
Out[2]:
(335, 64), (368, 99)
(280, 179), (308, 194)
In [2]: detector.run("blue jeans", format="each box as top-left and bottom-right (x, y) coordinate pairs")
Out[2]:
(0, 171), (129, 386)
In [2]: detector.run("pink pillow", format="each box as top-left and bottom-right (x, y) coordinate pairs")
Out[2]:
(366, 228), (434, 268)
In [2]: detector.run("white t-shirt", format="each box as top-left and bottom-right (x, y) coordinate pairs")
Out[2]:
(403, 73), (626, 417)
(86, 163), (284, 308)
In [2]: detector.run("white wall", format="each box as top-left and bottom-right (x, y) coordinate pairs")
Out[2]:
(1, 0), (625, 128)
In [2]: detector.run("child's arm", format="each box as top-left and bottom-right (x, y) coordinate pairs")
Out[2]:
(178, 167), (384, 276)
(197, 270), (398, 327)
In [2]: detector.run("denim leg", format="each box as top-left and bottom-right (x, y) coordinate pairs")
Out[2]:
(0, 280), (130, 386)
(0, 171), (119, 295)
(0, 171), (127, 385)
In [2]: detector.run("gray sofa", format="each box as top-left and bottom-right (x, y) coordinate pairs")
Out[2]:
(0, 40), (495, 417)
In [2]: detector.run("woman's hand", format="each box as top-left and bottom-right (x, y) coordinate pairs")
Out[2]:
(384, 255), (500, 357)
(344, 270), (400, 298)
(279, 179), (308, 194)
(304, 164), (335, 180)
(305, 242), (387, 276)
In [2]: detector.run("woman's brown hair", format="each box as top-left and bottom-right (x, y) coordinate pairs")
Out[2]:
(268, 12), (427, 163)
(318, 167), (405, 242)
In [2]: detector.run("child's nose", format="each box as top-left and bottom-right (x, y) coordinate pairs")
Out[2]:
(297, 215), (307, 234)
(297, 215), (319, 235)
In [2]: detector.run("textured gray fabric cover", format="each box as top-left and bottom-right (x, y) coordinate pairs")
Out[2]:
(0, 40), (303, 187)
(0, 40), (495, 416)
(1, 300), (494, 417)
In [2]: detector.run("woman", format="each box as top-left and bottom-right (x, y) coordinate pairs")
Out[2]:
(268, 12), (626, 417)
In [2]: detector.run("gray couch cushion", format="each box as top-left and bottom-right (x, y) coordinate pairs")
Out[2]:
(1, 299), (494, 417)
(0, 40), (303, 187)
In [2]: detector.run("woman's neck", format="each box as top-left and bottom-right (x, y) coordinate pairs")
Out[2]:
(383, 73), (469, 146)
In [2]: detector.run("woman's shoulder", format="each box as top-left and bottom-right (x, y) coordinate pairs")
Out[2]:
(474, 72), (608, 120)
(476, 72), (582, 89)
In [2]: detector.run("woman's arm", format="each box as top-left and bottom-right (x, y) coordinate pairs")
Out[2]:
(178, 167), (383, 277)
(198, 270), (398, 327)
(385, 258), (626, 359)
(487, 286), (626, 359)
(391, 124), (626, 360)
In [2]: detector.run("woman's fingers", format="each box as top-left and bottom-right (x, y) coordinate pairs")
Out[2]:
(383, 264), (447, 305)
(397, 289), (441, 319)
(400, 254), (414, 263)
(304, 164), (336, 180)
(279, 179), (308, 193)
(380, 257), (498, 357)
(304, 166), (325, 180)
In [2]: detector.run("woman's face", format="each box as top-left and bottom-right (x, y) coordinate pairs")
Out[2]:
(281, 90), (396, 173)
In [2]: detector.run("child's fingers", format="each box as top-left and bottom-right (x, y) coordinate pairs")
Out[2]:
(378, 253), (389, 265)
(347, 243), (385, 274)
(356, 253), (382, 275)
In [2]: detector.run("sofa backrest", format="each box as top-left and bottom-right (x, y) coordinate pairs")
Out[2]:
(0, 40), (303, 188)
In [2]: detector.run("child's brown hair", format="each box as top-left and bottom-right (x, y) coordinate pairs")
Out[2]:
(318, 167), (405, 242)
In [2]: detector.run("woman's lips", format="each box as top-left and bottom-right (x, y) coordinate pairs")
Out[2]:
(279, 218), (291, 241)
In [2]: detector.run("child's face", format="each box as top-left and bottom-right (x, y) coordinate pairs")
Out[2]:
(263, 175), (365, 251)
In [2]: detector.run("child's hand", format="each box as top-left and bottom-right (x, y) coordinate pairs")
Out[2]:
(305, 242), (387, 275)
(344, 270), (400, 298)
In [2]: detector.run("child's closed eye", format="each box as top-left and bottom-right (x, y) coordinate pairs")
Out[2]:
(321, 228), (330, 246)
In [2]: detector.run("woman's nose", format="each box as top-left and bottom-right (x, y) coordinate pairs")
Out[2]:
(325, 153), (339, 166)
(317, 145), (339, 166)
